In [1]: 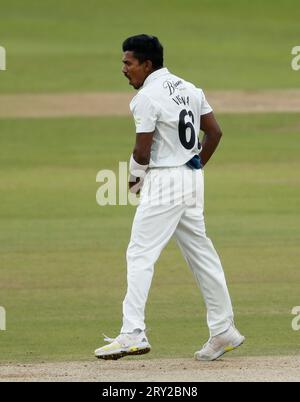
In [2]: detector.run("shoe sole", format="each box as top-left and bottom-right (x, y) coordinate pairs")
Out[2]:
(96, 347), (151, 361)
(195, 337), (245, 362)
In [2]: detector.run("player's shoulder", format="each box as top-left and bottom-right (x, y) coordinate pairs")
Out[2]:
(169, 73), (206, 96)
(129, 89), (163, 117)
(182, 78), (205, 95)
(129, 89), (152, 111)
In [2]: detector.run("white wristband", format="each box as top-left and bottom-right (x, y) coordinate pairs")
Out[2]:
(129, 154), (149, 179)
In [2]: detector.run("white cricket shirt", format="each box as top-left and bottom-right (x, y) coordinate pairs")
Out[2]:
(130, 67), (212, 168)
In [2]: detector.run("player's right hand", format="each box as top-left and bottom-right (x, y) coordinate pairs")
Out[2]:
(129, 177), (142, 194)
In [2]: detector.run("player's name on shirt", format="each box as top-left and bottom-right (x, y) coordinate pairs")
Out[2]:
(162, 78), (190, 106)
(171, 95), (190, 106)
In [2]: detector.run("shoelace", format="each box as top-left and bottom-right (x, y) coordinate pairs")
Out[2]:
(201, 325), (236, 350)
(202, 337), (213, 349)
(103, 333), (119, 343)
(102, 328), (149, 343)
(103, 333), (134, 346)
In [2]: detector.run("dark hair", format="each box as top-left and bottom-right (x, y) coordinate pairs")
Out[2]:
(122, 34), (164, 70)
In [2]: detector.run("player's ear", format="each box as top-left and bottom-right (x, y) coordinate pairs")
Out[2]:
(144, 59), (153, 73)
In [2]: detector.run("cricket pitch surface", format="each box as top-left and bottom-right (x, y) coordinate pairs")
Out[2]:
(0, 356), (299, 382)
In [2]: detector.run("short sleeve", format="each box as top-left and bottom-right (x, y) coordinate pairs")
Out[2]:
(130, 93), (158, 133)
(198, 89), (213, 116)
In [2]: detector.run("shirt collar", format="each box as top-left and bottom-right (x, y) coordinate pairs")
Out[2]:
(142, 67), (169, 88)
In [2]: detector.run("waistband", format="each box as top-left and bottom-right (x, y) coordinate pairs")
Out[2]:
(149, 155), (202, 171)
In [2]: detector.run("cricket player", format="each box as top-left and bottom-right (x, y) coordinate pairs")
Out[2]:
(95, 34), (245, 361)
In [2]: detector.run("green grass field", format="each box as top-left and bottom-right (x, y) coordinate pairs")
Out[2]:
(0, 0), (299, 365)
(0, 113), (299, 362)
(0, 0), (299, 93)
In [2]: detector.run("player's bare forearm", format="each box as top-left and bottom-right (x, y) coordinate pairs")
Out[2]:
(129, 131), (154, 192)
(200, 130), (222, 166)
(199, 112), (222, 167)
(132, 132), (154, 165)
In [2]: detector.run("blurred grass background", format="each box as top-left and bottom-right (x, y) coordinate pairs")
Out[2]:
(0, 0), (300, 363)
(0, 0), (299, 92)
(0, 114), (299, 362)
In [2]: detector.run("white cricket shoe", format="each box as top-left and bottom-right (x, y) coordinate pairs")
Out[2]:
(194, 325), (245, 361)
(95, 329), (151, 360)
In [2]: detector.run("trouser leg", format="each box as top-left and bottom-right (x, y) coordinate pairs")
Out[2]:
(121, 199), (184, 333)
(174, 171), (234, 337)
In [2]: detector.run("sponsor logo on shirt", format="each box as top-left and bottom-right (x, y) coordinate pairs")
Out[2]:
(163, 80), (183, 96)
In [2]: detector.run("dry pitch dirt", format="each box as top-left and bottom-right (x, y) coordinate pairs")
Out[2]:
(0, 356), (300, 382)
(0, 90), (300, 118)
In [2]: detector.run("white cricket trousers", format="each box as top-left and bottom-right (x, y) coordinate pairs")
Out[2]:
(121, 165), (234, 337)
